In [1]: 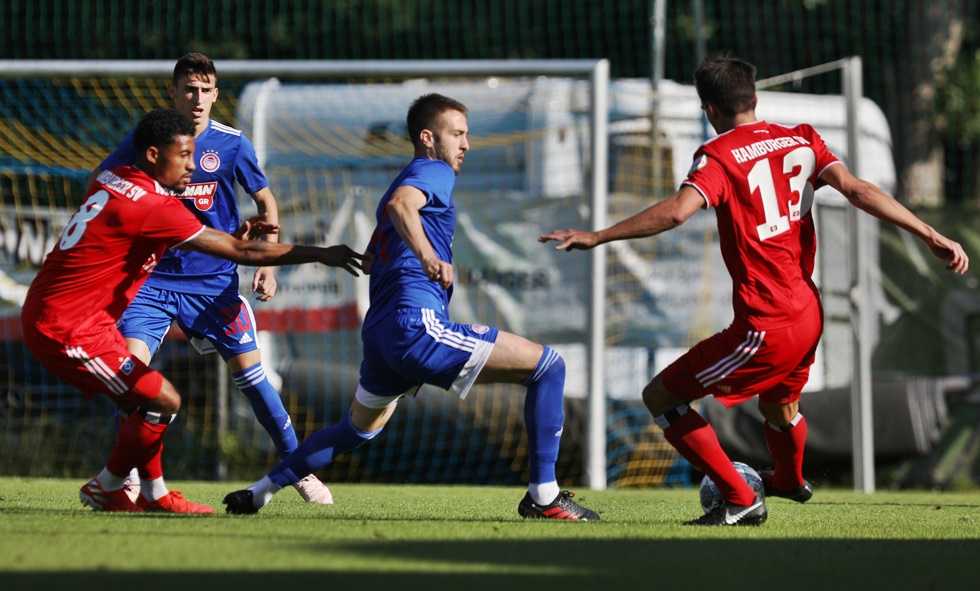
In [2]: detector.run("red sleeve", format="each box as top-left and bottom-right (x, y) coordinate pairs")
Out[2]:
(141, 198), (206, 246)
(682, 148), (732, 208)
(799, 124), (841, 179)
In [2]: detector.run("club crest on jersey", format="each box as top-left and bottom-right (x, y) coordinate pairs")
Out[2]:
(470, 324), (490, 334)
(688, 154), (709, 175)
(119, 357), (136, 375)
(200, 149), (221, 173)
(180, 182), (218, 211)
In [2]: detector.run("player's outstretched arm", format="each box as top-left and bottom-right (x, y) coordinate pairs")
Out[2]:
(179, 228), (365, 276)
(819, 164), (969, 274)
(540, 186), (704, 251)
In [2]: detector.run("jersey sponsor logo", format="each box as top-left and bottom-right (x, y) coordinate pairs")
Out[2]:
(179, 182), (218, 211)
(119, 357), (136, 375)
(200, 150), (221, 173)
(688, 154), (708, 175)
(470, 324), (490, 334)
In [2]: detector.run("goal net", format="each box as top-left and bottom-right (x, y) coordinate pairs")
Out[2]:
(1, 60), (634, 487)
(0, 58), (892, 491)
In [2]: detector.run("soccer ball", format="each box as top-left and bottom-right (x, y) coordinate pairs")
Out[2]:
(699, 461), (764, 513)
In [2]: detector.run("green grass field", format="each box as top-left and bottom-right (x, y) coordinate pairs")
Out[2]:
(1, 477), (977, 591)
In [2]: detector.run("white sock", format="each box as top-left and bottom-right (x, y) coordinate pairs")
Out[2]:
(125, 467), (141, 485)
(140, 477), (169, 501)
(96, 467), (128, 492)
(247, 476), (282, 509)
(529, 481), (560, 505)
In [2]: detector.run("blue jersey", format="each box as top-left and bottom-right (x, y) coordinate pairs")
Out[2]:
(364, 158), (457, 328)
(100, 119), (269, 295)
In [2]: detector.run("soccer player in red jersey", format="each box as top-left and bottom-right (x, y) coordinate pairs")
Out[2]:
(21, 108), (364, 514)
(540, 55), (968, 525)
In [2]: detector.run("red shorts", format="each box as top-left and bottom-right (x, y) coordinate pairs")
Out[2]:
(22, 316), (164, 405)
(662, 302), (823, 407)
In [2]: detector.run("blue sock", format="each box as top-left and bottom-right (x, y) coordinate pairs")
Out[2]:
(522, 347), (565, 487)
(268, 411), (382, 487)
(233, 362), (298, 459)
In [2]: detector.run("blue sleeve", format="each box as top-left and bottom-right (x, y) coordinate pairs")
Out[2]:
(234, 134), (270, 195)
(99, 128), (138, 170)
(402, 160), (455, 208)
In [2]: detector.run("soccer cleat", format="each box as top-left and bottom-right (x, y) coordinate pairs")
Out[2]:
(759, 469), (813, 503)
(223, 489), (260, 515)
(293, 474), (334, 504)
(137, 490), (215, 514)
(79, 479), (144, 513)
(517, 490), (599, 521)
(684, 492), (768, 526)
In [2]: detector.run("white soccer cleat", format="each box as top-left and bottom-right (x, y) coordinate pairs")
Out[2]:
(292, 473), (333, 504)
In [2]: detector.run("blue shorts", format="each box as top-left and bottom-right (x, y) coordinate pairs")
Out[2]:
(118, 285), (260, 361)
(359, 307), (498, 401)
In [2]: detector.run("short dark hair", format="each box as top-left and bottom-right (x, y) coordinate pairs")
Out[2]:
(694, 55), (757, 117)
(173, 52), (217, 84)
(406, 93), (468, 149)
(133, 108), (196, 155)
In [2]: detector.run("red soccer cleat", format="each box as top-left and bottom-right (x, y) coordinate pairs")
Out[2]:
(79, 479), (144, 513)
(137, 490), (215, 514)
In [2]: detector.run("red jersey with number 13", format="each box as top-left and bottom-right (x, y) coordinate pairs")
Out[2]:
(682, 120), (841, 329)
(23, 166), (205, 342)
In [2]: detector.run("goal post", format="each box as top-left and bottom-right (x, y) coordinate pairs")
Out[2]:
(759, 56), (874, 493)
(0, 59), (613, 488)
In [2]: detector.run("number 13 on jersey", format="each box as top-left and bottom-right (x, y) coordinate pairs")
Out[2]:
(748, 147), (816, 241)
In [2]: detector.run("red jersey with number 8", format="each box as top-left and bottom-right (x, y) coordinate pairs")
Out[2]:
(682, 120), (841, 329)
(22, 166), (205, 342)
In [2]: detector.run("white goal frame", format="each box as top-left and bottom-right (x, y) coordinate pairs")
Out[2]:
(758, 56), (875, 493)
(0, 59), (613, 490)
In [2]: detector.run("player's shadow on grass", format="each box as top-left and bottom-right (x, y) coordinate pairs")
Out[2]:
(5, 537), (979, 591)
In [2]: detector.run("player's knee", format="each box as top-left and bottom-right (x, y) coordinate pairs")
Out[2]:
(642, 376), (677, 416)
(148, 379), (181, 415)
(758, 399), (798, 426)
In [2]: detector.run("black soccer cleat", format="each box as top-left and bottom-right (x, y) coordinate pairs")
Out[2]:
(684, 492), (768, 526)
(223, 489), (259, 515)
(759, 469), (813, 503)
(518, 490), (599, 521)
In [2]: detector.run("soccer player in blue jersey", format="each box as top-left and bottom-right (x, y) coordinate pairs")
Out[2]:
(223, 93), (599, 520)
(87, 53), (333, 505)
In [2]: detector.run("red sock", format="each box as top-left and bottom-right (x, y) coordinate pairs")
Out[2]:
(764, 414), (808, 491)
(138, 447), (164, 481)
(105, 411), (169, 480)
(662, 409), (756, 506)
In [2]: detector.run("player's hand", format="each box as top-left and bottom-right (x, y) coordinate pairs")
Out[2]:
(235, 214), (280, 241)
(539, 229), (599, 251)
(927, 232), (969, 275)
(320, 245), (367, 277)
(252, 267), (278, 301)
(360, 250), (376, 275)
(422, 256), (453, 290)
